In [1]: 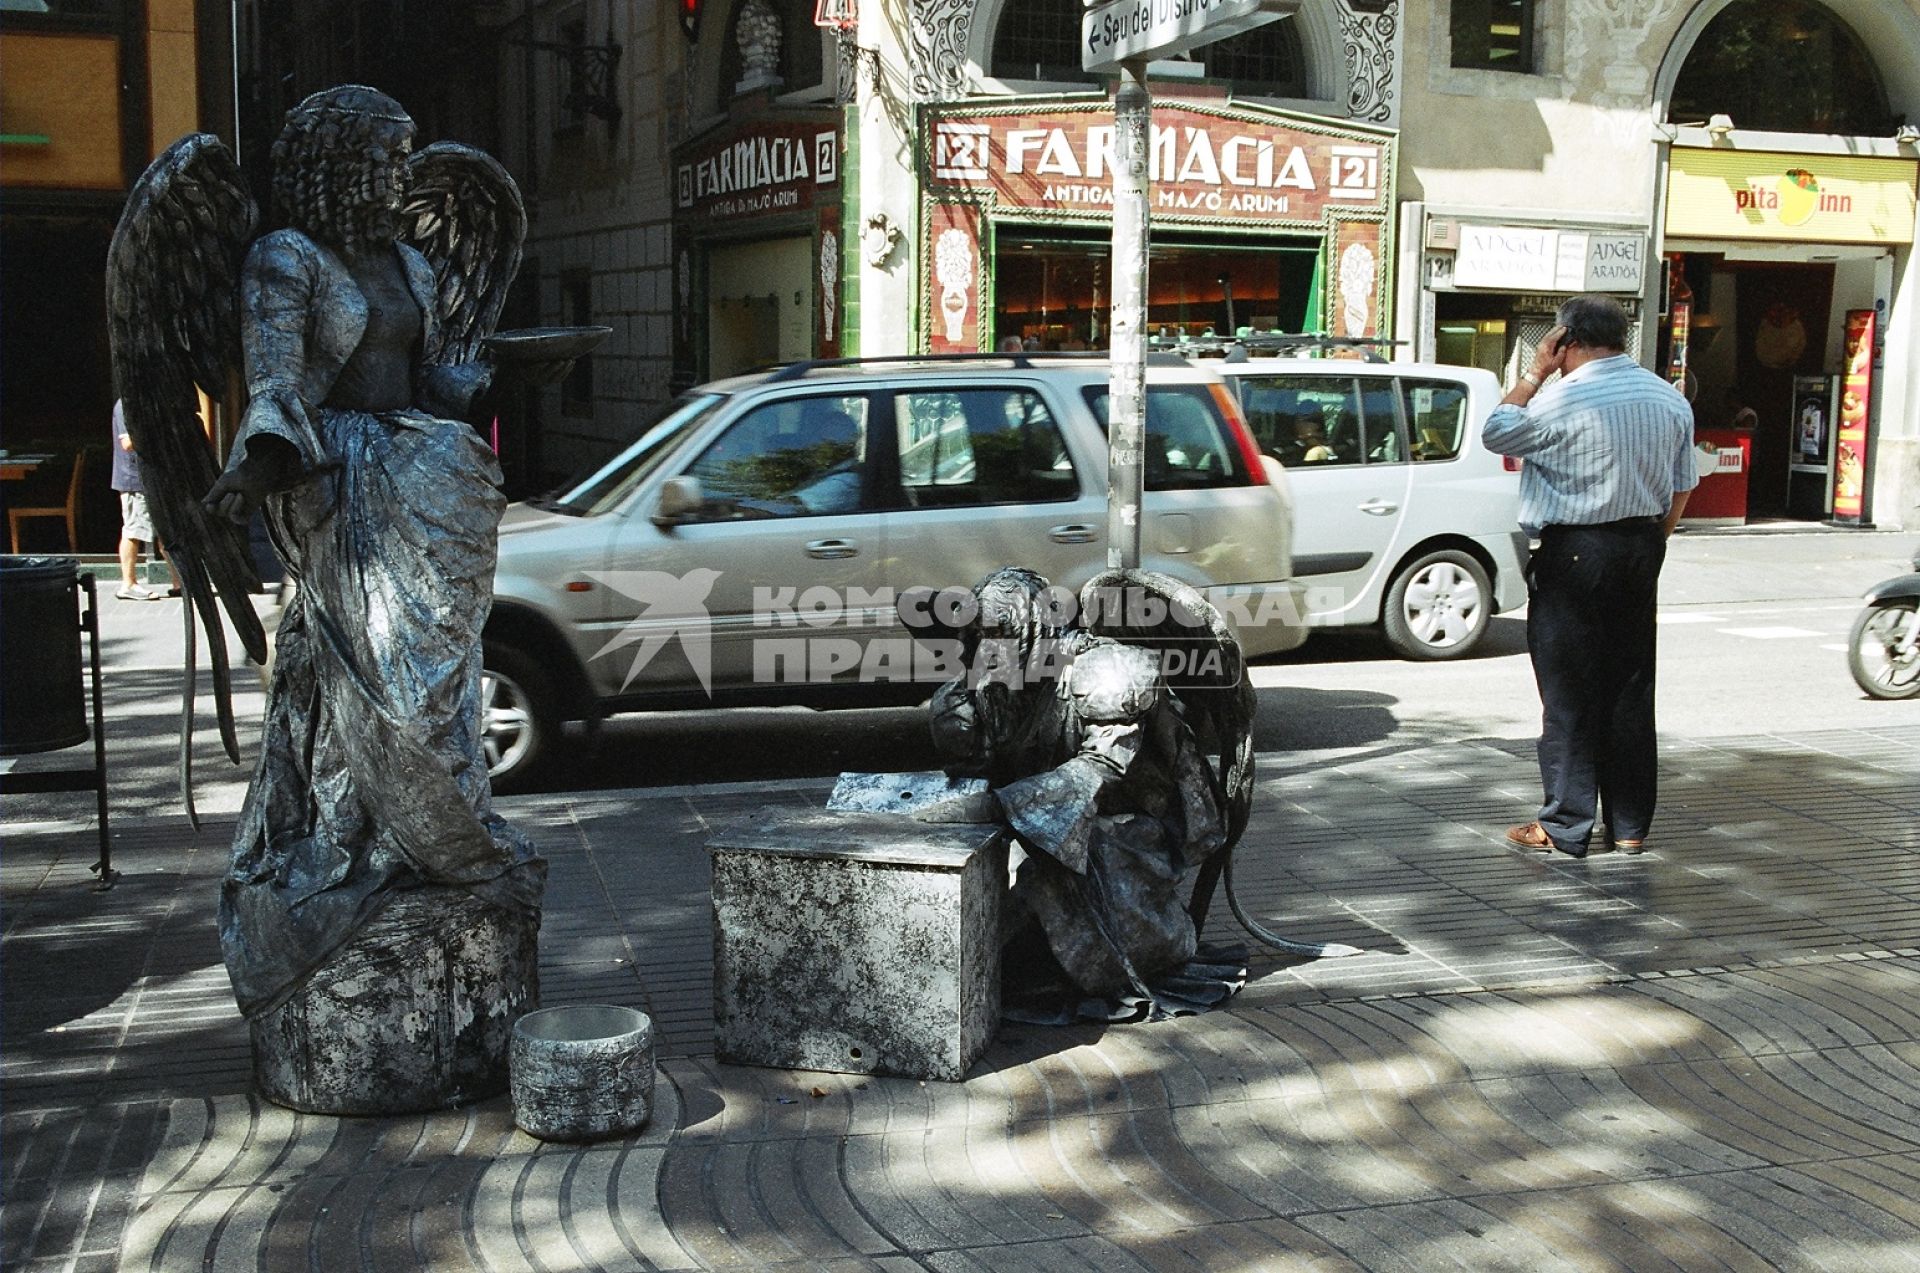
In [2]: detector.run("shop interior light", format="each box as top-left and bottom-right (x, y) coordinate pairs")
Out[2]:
(1895, 124), (1920, 146)
(1706, 114), (1735, 138)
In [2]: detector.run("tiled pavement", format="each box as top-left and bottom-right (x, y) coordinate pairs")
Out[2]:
(7, 725), (1920, 1271)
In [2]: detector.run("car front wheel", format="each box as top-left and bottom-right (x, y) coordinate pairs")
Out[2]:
(481, 643), (558, 792)
(1382, 549), (1493, 660)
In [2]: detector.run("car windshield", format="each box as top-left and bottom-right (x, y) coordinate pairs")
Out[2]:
(539, 393), (724, 515)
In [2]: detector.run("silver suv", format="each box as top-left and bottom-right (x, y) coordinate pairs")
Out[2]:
(482, 355), (1308, 789)
(1213, 356), (1528, 660)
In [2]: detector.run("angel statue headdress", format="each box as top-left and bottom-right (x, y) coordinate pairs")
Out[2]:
(270, 86), (419, 256)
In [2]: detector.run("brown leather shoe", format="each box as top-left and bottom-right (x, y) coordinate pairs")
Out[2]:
(1506, 821), (1553, 849)
(1506, 821), (1586, 858)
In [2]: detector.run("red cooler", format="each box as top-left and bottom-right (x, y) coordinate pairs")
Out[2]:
(1683, 427), (1751, 524)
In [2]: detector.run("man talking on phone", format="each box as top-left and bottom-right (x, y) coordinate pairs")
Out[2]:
(1483, 293), (1698, 859)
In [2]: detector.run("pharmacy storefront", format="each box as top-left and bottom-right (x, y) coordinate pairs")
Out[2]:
(671, 111), (845, 384)
(917, 98), (1396, 354)
(1660, 146), (1917, 524)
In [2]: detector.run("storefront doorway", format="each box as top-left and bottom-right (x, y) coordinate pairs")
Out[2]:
(1661, 244), (1889, 524)
(706, 237), (815, 380)
(1663, 254), (1836, 520)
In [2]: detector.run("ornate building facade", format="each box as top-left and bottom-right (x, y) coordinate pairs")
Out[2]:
(342, 1), (1920, 526)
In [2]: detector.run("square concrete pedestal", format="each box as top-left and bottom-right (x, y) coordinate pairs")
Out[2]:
(710, 810), (1004, 1082)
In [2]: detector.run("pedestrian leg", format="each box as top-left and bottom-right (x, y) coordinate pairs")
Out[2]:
(1529, 531), (1605, 852)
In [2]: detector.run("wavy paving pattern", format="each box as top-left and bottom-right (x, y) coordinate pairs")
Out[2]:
(7, 726), (1920, 1270)
(85, 960), (1920, 1270)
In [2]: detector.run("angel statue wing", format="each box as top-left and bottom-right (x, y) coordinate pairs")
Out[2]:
(397, 142), (527, 366)
(106, 133), (266, 823)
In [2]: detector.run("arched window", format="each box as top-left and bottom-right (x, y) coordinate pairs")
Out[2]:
(1201, 21), (1306, 99)
(991, 0), (1098, 85)
(991, 0), (1305, 96)
(1668, 1), (1895, 136)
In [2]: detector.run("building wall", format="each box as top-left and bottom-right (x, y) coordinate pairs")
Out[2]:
(493, 0), (691, 483)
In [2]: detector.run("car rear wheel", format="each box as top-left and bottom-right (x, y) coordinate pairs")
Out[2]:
(1382, 549), (1492, 660)
(481, 643), (558, 792)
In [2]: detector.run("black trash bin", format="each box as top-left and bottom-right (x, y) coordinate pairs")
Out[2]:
(0, 555), (88, 755)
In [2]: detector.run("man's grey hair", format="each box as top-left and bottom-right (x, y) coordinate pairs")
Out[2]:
(1554, 294), (1630, 353)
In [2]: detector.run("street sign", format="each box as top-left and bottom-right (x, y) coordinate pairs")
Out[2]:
(1082, 0), (1300, 74)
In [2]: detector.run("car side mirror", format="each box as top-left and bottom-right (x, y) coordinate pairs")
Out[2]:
(652, 475), (704, 526)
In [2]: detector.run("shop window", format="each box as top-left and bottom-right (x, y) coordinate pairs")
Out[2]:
(554, 11), (589, 133)
(1083, 385), (1250, 490)
(685, 395), (871, 518)
(894, 389), (1075, 507)
(1450, 0), (1534, 74)
(1401, 380), (1469, 463)
(995, 232), (1321, 352)
(990, 0), (1099, 85)
(560, 270), (595, 417)
(1667, 1), (1895, 136)
(1233, 375), (1402, 469)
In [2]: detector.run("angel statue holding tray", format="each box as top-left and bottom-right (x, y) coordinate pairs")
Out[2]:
(106, 86), (589, 1112)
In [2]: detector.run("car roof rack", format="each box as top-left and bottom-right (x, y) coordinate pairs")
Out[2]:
(756, 349), (1189, 383)
(1153, 331), (1409, 365)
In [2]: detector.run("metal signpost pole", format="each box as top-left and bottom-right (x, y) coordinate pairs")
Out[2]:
(1108, 61), (1149, 570)
(1083, 0), (1298, 570)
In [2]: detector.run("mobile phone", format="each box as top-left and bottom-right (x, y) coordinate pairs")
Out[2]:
(1551, 328), (1572, 355)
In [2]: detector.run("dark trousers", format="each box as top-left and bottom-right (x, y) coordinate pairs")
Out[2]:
(1527, 519), (1667, 851)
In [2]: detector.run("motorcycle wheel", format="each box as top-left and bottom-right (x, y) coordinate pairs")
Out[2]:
(1847, 600), (1920, 700)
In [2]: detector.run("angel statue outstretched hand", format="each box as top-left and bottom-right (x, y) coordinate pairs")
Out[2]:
(107, 86), (560, 1112)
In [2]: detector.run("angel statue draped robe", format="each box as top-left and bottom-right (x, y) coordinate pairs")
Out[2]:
(104, 88), (547, 1099)
(928, 568), (1254, 1022)
(218, 226), (545, 1018)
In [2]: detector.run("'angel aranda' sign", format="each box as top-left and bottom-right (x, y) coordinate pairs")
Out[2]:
(1082, 0), (1300, 73)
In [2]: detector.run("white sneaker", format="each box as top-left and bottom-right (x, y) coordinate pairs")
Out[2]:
(115, 584), (161, 601)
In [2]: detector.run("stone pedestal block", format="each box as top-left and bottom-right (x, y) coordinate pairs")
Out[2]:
(250, 888), (539, 1115)
(710, 811), (1003, 1082)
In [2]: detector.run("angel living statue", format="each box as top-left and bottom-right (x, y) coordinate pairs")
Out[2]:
(106, 85), (553, 1114)
(924, 567), (1256, 1023)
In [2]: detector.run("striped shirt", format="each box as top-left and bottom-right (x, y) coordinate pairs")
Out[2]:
(1483, 354), (1698, 536)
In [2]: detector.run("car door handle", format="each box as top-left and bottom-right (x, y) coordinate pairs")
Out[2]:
(1049, 523), (1098, 543)
(1358, 500), (1400, 516)
(804, 539), (859, 559)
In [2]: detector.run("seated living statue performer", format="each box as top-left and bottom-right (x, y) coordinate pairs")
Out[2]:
(926, 568), (1246, 1019)
(203, 87), (546, 1021)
